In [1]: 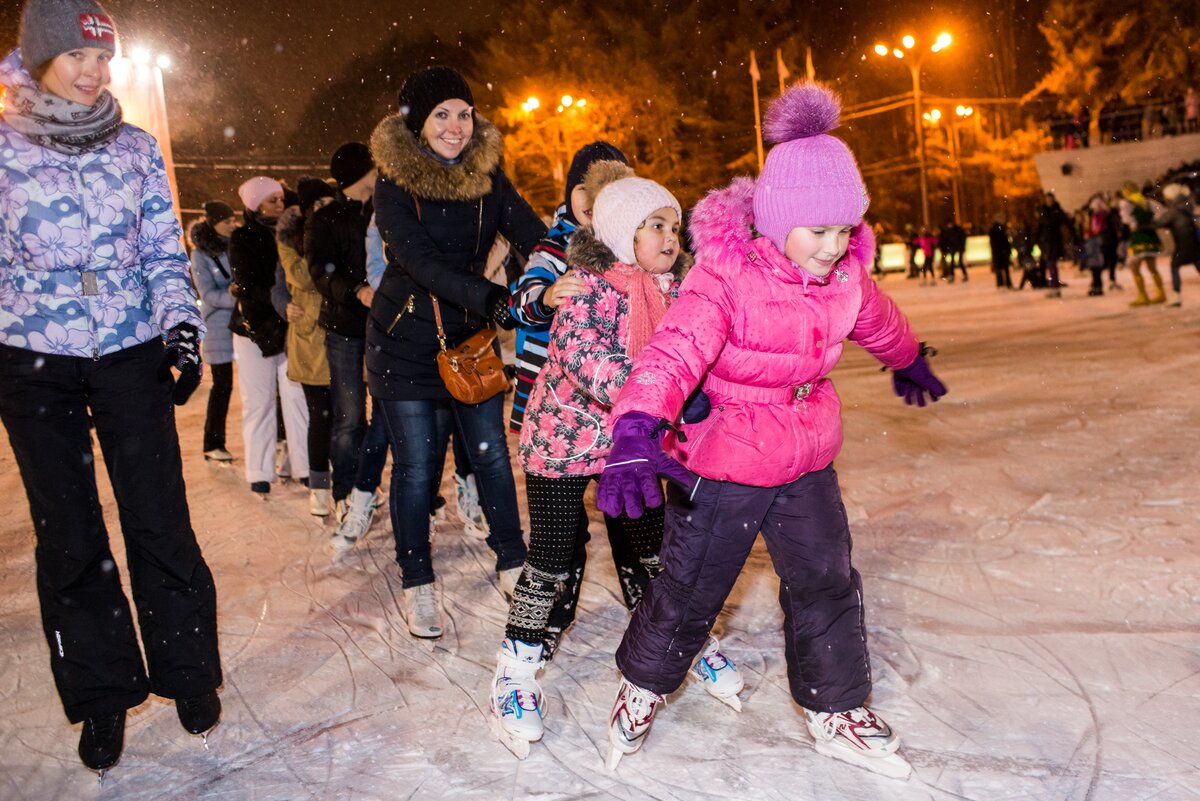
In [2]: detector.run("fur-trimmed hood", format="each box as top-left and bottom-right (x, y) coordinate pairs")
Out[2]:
(565, 224), (692, 278)
(275, 206), (306, 255)
(688, 176), (873, 286)
(188, 219), (229, 260)
(370, 112), (503, 202)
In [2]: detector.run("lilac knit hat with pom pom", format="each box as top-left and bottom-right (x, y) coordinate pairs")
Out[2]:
(752, 82), (869, 252)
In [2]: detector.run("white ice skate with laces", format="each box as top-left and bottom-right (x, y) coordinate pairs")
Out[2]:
(804, 705), (911, 779)
(606, 675), (663, 770)
(687, 636), (743, 711)
(488, 639), (545, 759)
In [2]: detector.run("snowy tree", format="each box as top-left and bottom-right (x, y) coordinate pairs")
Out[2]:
(1028, 1), (1200, 115)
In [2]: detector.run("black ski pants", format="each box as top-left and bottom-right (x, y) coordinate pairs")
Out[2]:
(0, 340), (222, 723)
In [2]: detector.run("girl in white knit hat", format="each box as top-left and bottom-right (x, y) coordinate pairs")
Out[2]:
(488, 164), (741, 758)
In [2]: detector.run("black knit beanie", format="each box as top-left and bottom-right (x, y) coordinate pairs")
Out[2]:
(564, 141), (629, 224)
(202, 201), (234, 226)
(297, 177), (335, 216)
(330, 142), (374, 190)
(397, 66), (475, 136)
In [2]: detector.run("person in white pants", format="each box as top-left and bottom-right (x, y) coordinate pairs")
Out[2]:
(229, 177), (310, 495)
(232, 335), (308, 491)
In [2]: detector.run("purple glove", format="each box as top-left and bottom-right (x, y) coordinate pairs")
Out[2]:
(892, 354), (946, 407)
(597, 412), (698, 519)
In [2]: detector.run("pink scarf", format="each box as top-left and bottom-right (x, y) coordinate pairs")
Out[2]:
(600, 262), (673, 359)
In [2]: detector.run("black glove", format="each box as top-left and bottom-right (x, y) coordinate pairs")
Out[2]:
(158, 323), (203, 405)
(487, 288), (517, 330)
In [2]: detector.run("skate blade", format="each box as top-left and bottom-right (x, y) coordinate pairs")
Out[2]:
(487, 710), (537, 759)
(813, 741), (912, 780)
(606, 746), (623, 771)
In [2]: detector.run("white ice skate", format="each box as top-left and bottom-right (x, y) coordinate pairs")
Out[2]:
(455, 474), (489, 539)
(804, 706), (912, 780)
(688, 636), (744, 711)
(488, 639), (546, 759)
(606, 676), (663, 770)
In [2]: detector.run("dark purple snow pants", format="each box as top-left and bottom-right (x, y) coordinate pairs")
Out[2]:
(615, 465), (872, 713)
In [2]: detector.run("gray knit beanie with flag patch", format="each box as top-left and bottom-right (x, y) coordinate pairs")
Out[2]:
(19, 0), (117, 72)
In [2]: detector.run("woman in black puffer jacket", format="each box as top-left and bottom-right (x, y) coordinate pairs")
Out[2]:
(368, 66), (546, 637)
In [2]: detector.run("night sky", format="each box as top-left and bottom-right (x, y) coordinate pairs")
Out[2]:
(0, 0), (1050, 158)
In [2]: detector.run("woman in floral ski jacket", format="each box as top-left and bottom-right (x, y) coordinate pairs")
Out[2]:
(0, 0), (221, 775)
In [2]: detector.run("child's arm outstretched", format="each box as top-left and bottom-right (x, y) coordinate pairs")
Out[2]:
(850, 279), (946, 406)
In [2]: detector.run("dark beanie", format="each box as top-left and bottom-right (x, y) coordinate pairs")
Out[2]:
(397, 66), (475, 136)
(20, 0), (117, 71)
(282, 186), (300, 210)
(330, 142), (374, 190)
(297, 177), (335, 215)
(564, 141), (629, 223)
(203, 201), (234, 225)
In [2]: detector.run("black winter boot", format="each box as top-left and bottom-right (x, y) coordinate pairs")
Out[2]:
(79, 711), (125, 772)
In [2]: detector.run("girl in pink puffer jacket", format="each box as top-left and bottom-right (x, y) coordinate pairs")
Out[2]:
(597, 83), (947, 777)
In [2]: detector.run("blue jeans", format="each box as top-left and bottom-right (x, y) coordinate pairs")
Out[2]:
(378, 394), (527, 588)
(326, 332), (387, 500)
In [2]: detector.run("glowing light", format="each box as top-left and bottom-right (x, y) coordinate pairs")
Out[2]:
(131, 48), (151, 66)
(156, 54), (172, 70)
(575, 98), (586, 108)
(924, 108), (942, 124)
(874, 44), (889, 56)
(561, 94), (573, 107)
(521, 96), (540, 113)
(936, 32), (952, 48)
(901, 35), (915, 49)
(893, 49), (904, 59)
(956, 105), (974, 117)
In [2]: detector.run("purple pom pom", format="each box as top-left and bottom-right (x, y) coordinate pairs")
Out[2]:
(764, 82), (841, 144)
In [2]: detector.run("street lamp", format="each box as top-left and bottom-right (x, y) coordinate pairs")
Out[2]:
(518, 92), (589, 189)
(872, 31), (952, 229)
(922, 104), (974, 224)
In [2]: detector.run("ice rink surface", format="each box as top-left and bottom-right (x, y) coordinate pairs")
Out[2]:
(1, 267), (1198, 801)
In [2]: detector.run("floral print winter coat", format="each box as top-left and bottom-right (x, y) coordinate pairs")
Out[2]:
(0, 52), (200, 359)
(612, 177), (919, 487)
(518, 226), (687, 478)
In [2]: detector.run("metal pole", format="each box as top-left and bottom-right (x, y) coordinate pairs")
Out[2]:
(949, 119), (961, 223)
(911, 61), (930, 230)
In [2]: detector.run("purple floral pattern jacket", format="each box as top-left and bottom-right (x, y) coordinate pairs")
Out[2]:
(0, 51), (201, 359)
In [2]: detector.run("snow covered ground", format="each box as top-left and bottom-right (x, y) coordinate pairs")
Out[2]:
(2, 265), (1198, 801)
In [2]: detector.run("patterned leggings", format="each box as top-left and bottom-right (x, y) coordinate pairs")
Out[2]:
(507, 474), (664, 654)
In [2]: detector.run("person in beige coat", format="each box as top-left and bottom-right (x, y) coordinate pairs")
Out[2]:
(279, 178), (336, 516)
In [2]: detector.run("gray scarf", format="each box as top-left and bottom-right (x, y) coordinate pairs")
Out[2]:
(3, 81), (122, 155)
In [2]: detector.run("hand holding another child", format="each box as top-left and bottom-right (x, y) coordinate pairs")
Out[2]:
(542, 273), (587, 308)
(597, 412), (698, 519)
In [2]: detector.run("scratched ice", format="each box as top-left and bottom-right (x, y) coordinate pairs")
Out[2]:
(1, 274), (1198, 800)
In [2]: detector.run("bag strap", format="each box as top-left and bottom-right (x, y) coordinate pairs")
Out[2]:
(430, 294), (447, 353)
